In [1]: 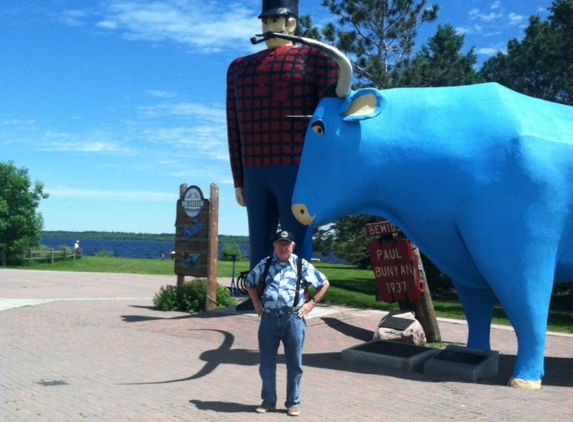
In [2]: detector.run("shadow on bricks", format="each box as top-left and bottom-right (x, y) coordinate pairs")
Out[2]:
(321, 316), (375, 342)
(189, 400), (259, 413)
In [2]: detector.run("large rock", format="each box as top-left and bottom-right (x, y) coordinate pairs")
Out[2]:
(373, 310), (426, 346)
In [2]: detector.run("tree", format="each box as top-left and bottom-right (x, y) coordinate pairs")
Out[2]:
(314, 216), (381, 268)
(220, 243), (244, 262)
(0, 161), (48, 265)
(314, 0), (439, 88)
(398, 24), (484, 87)
(480, 0), (573, 105)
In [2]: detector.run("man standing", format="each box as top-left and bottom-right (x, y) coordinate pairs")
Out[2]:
(246, 230), (330, 417)
(226, 0), (340, 268)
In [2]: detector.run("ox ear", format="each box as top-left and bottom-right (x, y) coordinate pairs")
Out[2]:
(341, 88), (385, 121)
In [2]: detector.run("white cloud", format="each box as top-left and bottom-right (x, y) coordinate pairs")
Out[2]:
(92, 1), (258, 53)
(38, 140), (130, 153)
(37, 131), (133, 153)
(145, 89), (178, 98)
(58, 9), (90, 26)
(466, 2), (531, 42)
(507, 12), (525, 26)
(135, 100), (228, 160)
(47, 187), (174, 202)
(469, 10), (503, 23)
(95, 19), (118, 29)
(483, 29), (503, 38)
(139, 102), (223, 122)
(139, 100), (225, 125)
(11, 100), (228, 164)
(455, 24), (482, 36)
(476, 46), (504, 57)
(142, 124), (228, 161)
(2, 119), (35, 126)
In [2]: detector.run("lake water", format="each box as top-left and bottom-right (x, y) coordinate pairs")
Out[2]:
(41, 237), (175, 259)
(40, 237), (346, 264)
(40, 237), (248, 260)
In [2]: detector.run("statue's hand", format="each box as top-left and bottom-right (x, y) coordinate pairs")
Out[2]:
(235, 187), (246, 207)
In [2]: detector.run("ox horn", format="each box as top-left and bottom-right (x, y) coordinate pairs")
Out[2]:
(256, 33), (353, 98)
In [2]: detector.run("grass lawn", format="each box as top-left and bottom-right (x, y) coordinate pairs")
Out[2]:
(19, 256), (572, 333)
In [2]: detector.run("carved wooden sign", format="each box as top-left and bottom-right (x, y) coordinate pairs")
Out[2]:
(174, 185), (210, 277)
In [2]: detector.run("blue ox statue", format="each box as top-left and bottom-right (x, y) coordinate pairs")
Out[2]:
(268, 34), (573, 389)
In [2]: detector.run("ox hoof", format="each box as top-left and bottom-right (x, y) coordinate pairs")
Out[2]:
(508, 378), (542, 390)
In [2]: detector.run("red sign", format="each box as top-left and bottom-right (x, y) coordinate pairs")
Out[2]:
(367, 236), (424, 304)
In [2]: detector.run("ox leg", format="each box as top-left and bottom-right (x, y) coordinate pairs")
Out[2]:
(453, 283), (496, 350)
(487, 277), (551, 389)
(457, 209), (558, 388)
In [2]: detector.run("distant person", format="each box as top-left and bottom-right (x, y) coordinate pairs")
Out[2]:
(246, 230), (330, 417)
(161, 252), (165, 260)
(74, 240), (82, 258)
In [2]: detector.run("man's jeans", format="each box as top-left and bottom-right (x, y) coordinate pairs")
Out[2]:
(258, 312), (307, 408)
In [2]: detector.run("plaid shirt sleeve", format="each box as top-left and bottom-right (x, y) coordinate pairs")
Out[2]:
(226, 58), (244, 188)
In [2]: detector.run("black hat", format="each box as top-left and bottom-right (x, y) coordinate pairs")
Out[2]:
(273, 230), (295, 243)
(258, 0), (299, 19)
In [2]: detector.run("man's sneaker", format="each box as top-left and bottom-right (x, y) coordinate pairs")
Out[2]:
(287, 406), (300, 417)
(255, 402), (275, 413)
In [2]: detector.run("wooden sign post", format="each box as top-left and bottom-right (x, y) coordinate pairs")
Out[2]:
(206, 184), (219, 311)
(174, 183), (219, 311)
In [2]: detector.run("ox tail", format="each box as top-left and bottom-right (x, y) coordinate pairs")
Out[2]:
(253, 32), (353, 98)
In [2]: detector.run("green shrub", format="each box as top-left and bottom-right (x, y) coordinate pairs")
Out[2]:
(153, 280), (237, 313)
(220, 244), (243, 262)
(95, 250), (114, 257)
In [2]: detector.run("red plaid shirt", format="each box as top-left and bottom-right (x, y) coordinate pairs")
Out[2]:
(227, 44), (340, 188)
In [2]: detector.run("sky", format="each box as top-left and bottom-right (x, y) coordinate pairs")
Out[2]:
(1, 0), (551, 236)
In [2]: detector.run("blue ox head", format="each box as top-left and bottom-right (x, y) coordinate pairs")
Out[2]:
(283, 34), (573, 389)
(291, 87), (391, 226)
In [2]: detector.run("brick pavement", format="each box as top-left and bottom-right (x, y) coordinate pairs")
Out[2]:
(1, 269), (572, 421)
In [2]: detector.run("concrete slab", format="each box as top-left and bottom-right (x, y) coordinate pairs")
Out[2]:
(424, 345), (499, 381)
(341, 339), (440, 372)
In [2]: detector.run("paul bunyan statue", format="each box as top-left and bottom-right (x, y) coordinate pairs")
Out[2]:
(226, 0), (339, 268)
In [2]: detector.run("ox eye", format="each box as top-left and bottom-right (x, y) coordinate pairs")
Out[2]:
(311, 121), (325, 136)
